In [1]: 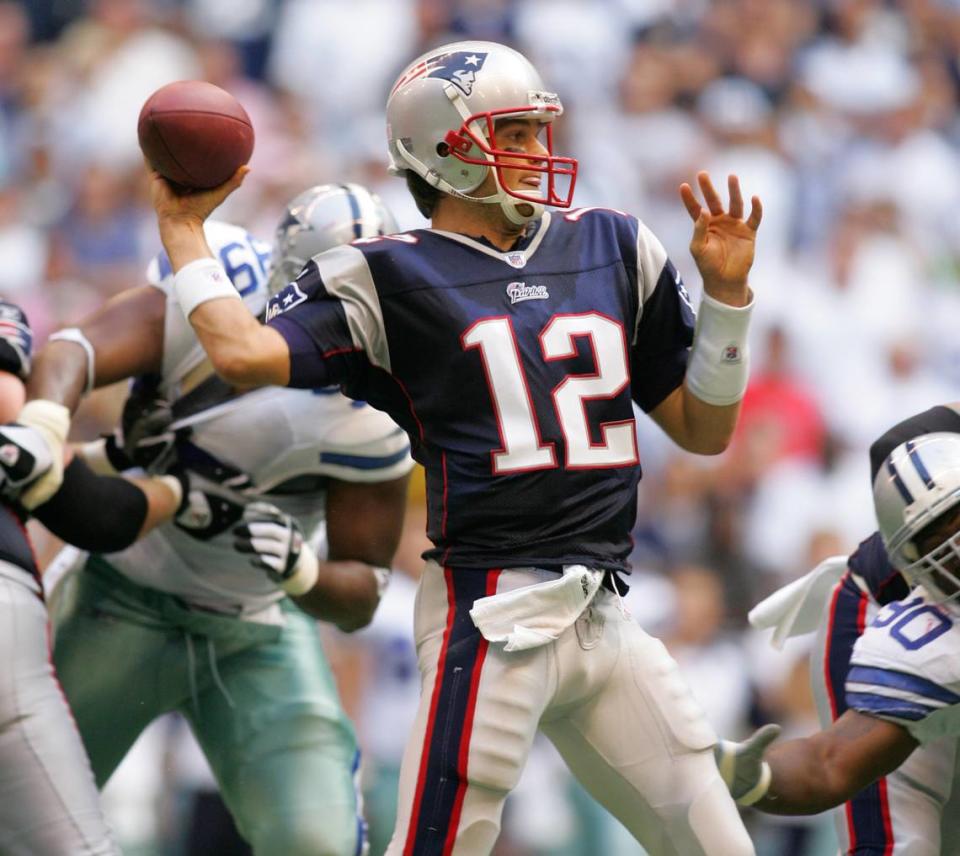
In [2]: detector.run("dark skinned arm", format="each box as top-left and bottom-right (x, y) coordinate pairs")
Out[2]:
(26, 286), (166, 412)
(293, 472), (410, 631)
(756, 710), (918, 815)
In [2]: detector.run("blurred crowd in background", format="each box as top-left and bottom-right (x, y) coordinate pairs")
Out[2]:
(6, 0), (960, 853)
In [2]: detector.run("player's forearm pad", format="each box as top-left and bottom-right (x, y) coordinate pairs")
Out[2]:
(32, 457), (148, 552)
(685, 291), (754, 407)
(173, 257), (240, 319)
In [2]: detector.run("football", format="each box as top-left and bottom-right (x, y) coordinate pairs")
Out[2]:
(138, 80), (254, 190)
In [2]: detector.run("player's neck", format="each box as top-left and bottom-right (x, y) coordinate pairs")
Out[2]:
(431, 200), (525, 252)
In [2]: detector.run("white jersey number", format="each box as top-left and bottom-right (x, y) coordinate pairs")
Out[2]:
(462, 313), (637, 474)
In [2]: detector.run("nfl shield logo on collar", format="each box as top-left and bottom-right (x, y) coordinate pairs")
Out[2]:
(505, 252), (526, 269)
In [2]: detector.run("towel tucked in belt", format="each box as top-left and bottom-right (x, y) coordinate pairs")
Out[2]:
(748, 556), (849, 649)
(469, 565), (604, 652)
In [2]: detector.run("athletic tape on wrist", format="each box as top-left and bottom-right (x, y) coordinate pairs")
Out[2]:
(154, 474), (184, 514)
(173, 258), (240, 319)
(79, 438), (119, 476)
(19, 399), (70, 444)
(736, 761), (771, 806)
(685, 291), (754, 407)
(48, 328), (96, 395)
(282, 542), (320, 596)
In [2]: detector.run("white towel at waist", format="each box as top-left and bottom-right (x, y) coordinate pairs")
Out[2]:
(469, 565), (604, 652)
(748, 556), (849, 649)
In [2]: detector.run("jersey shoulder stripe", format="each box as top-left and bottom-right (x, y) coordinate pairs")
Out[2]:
(845, 691), (936, 721)
(847, 664), (960, 706)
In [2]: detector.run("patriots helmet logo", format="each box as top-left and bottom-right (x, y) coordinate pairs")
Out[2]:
(424, 51), (488, 96)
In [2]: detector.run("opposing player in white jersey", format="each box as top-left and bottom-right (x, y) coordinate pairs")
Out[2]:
(717, 432), (960, 855)
(25, 184), (413, 856)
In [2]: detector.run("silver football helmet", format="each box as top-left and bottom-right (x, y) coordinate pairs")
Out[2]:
(386, 40), (578, 226)
(267, 183), (398, 296)
(874, 431), (960, 606)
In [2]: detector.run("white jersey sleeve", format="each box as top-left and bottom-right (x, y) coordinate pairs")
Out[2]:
(847, 587), (960, 743)
(146, 220), (272, 399)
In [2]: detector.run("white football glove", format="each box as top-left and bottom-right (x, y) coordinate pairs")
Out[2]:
(233, 501), (319, 596)
(14, 400), (70, 510)
(0, 422), (53, 505)
(714, 723), (782, 806)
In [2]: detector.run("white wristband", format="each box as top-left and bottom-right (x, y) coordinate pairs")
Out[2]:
(173, 257), (240, 319)
(283, 542), (320, 596)
(685, 291), (754, 406)
(48, 328), (96, 395)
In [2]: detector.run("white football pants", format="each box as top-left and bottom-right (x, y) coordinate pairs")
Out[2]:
(386, 563), (755, 856)
(0, 560), (117, 855)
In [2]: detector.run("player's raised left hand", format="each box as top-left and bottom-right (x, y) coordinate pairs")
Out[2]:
(680, 172), (762, 307)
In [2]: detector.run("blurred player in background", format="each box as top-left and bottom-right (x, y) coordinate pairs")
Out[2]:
(0, 297), (191, 856)
(23, 183), (413, 856)
(719, 431), (960, 854)
(149, 40), (763, 855)
(729, 405), (960, 855)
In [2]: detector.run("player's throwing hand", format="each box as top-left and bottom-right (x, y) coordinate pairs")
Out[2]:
(680, 171), (762, 307)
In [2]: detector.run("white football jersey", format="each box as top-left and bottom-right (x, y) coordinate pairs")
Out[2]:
(848, 586), (960, 744)
(106, 221), (414, 612)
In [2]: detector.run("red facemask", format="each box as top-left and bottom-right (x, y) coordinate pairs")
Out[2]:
(443, 105), (578, 208)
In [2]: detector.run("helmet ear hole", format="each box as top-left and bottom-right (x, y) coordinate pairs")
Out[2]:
(436, 141), (451, 157)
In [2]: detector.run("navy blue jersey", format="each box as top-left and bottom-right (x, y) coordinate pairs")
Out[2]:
(268, 209), (695, 571)
(848, 531), (909, 606)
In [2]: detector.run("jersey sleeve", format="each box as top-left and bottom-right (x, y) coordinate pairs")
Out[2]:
(846, 596), (960, 742)
(266, 246), (386, 392)
(310, 397), (414, 483)
(629, 220), (696, 412)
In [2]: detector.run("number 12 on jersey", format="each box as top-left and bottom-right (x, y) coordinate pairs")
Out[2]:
(462, 312), (638, 474)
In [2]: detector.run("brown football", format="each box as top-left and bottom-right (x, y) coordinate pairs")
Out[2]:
(138, 80), (254, 190)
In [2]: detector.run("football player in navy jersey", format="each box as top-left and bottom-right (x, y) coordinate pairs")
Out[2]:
(146, 39), (763, 856)
(725, 404), (960, 855)
(0, 299), (192, 856)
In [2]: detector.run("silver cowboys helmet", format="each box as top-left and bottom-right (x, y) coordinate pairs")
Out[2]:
(386, 40), (578, 226)
(267, 183), (398, 296)
(874, 431), (960, 606)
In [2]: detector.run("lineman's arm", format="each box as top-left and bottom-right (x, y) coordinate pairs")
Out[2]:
(295, 474), (410, 631)
(32, 453), (183, 551)
(756, 710), (917, 815)
(26, 286), (166, 413)
(150, 168), (291, 389)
